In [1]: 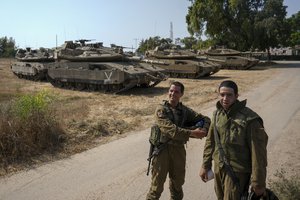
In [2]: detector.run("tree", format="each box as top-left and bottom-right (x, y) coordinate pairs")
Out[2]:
(180, 36), (197, 49)
(253, 0), (287, 51)
(136, 36), (172, 54)
(186, 0), (287, 52)
(0, 36), (16, 57)
(285, 11), (300, 46)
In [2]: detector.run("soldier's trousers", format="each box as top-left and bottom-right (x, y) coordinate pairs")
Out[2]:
(146, 144), (186, 200)
(214, 165), (251, 200)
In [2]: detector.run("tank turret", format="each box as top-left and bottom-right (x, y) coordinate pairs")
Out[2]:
(203, 47), (259, 70)
(144, 45), (220, 78)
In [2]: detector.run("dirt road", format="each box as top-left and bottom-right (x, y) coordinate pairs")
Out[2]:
(0, 61), (299, 200)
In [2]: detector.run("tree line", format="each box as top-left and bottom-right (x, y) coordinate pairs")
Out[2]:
(0, 36), (16, 58)
(137, 0), (299, 54)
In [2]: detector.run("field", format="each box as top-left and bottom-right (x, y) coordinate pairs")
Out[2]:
(0, 58), (276, 174)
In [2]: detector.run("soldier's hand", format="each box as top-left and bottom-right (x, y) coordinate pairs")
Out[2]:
(190, 128), (207, 139)
(252, 185), (266, 197)
(199, 167), (208, 182)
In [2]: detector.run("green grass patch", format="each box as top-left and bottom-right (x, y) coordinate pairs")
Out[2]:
(0, 90), (66, 169)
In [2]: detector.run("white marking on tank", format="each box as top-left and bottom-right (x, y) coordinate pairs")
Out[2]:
(104, 71), (113, 80)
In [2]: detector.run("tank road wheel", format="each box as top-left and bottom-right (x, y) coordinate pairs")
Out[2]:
(105, 84), (122, 93)
(188, 74), (196, 79)
(32, 75), (39, 81)
(54, 80), (63, 88)
(181, 74), (187, 78)
(112, 84), (120, 92)
(170, 73), (180, 78)
(99, 84), (106, 91)
(64, 82), (74, 90)
(169, 73), (175, 78)
(75, 83), (86, 91)
(87, 84), (98, 91)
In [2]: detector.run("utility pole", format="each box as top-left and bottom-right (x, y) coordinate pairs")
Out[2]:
(170, 22), (173, 43)
(134, 38), (138, 50)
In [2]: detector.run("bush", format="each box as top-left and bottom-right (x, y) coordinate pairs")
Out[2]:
(0, 90), (65, 168)
(13, 90), (53, 119)
(269, 169), (300, 200)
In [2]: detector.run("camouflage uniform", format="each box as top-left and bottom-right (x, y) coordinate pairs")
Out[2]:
(146, 100), (211, 200)
(202, 100), (268, 200)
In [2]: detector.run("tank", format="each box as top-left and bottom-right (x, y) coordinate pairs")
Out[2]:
(203, 48), (259, 70)
(11, 47), (54, 81)
(46, 40), (167, 93)
(144, 46), (220, 78)
(146, 45), (197, 59)
(46, 60), (166, 93)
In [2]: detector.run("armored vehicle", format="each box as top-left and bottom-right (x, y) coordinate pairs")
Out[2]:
(146, 46), (196, 59)
(11, 47), (54, 81)
(46, 60), (166, 93)
(204, 48), (259, 70)
(144, 46), (220, 78)
(46, 40), (167, 93)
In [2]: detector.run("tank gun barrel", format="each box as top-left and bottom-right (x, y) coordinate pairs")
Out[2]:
(142, 59), (168, 65)
(124, 57), (168, 65)
(75, 39), (96, 46)
(110, 44), (131, 49)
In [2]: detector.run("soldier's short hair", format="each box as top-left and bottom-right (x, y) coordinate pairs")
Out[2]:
(219, 80), (238, 94)
(170, 81), (184, 94)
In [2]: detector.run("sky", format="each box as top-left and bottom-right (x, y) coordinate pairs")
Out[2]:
(0, 0), (299, 50)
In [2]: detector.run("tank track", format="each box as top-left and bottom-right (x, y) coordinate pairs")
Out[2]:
(47, 72), (165, 94)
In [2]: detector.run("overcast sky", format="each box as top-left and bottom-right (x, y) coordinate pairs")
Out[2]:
(0, 0), (299, 49)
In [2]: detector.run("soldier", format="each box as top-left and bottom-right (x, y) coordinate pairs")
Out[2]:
(199, 80), (268, 200)
(146, 81), (211, 200)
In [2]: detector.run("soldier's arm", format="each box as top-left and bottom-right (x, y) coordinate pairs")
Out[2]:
(248, 119), (268, 189)
(155, 105), (191, 141)
(185, 107), (211, 131)
(202, 121), (214, 170)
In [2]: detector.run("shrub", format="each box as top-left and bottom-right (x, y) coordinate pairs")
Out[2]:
(0, 90), (65, 168)
(12, 90), (53, 119)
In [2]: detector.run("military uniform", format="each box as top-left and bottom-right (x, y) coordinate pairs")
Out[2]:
(202, 100), (268, 200)
(146, 100), (211, 200)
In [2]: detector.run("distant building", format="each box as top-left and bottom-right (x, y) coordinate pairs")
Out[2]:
(294, 45), (300, 55)
(269, 47), (293, 55)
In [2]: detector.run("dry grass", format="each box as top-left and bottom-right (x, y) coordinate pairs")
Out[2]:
(0, 91), (65, 175)
(0, 58), (277, 176)
(268, 169), (300, 200)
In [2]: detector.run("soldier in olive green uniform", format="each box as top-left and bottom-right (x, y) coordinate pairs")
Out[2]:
(199, 80), (268, 200)
(146, 81), (211, 200)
